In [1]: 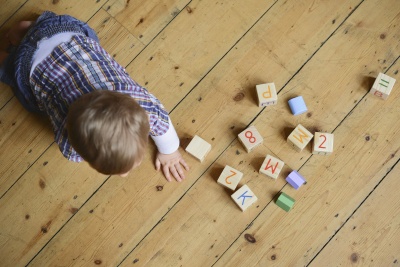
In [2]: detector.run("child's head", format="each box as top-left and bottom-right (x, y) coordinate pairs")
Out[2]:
(67, 90), (150, 175)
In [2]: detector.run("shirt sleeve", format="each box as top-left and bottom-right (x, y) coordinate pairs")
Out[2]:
(150, 117), (180, 154)
(56, 120), (84, 162)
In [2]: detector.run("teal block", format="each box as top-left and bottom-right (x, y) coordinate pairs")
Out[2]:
(276, 192), (295, 212)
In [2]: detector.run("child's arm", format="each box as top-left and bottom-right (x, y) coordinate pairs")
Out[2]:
(151, 118), (189, 182)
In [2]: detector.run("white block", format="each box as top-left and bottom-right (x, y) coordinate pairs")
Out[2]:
(370, 72), (396, 100)
(185, 135), (211, 162)
(259, 155), (284, 179)
(217, 165), (243, 190)
(312, 132), (334, 155)
(256, 83), (278, 107)
(287, 124), (313, 152)
(231, 185), (258, 212)
(238, 126), (263, 153)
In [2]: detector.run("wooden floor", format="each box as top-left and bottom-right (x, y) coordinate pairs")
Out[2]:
(0, 0), (399, 266)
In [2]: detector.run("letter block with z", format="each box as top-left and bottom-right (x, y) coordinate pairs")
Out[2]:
(370, 72), (396, 100)
(217, 165), (243, 191)
(259, 155), (285, 179)
(238, 126), (263, 153)
(287, 124), (313, 152)
(231, 185), (258, 212)
(312, 132), (334, 155)
(256, 83), (278, 107)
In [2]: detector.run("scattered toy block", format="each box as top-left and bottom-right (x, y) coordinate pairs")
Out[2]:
(231, 184), (258, 212)
(286, 171), (306, 189)
(238, 126), (263, 153)
(287, 124), (313, 152)
(312, 132), (334, 155)
(217, 165), (243, 190)
(288, 96), (307, 115)
(370, 72), (396, 100)
(259, 154), (284, 179)
(185, 135), (211, 162)
(276, 192), (295, 212)
(256, 83), (278, 107)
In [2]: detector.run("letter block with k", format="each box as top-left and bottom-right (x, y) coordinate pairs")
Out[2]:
(231, 185), (258, 212)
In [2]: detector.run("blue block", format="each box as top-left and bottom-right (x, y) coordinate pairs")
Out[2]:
(286, 170), (306, 189)
(288, 96), (307, 115)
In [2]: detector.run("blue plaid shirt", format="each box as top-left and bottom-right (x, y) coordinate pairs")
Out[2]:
(30, 35), (170, 162)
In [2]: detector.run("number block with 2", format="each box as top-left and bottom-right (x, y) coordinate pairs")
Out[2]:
(238, 126), (264, 153)
(312, 132), (334, 155)
(217, 165), (243, 191)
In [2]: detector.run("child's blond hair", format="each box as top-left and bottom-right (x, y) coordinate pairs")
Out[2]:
(67, 90), (150, 175)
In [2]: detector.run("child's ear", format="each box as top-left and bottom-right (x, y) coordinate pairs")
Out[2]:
(119, 172), (129, 177)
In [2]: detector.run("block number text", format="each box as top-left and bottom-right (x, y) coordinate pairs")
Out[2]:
(294, 128), (310, 144)
(379, 78), (389, 88)
(225, 170), (237, 184)
(245, 131), (256, 143)
(318, 134), (327, 149)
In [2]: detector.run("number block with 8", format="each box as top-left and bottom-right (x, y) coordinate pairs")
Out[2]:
(238, 126), (264, 153)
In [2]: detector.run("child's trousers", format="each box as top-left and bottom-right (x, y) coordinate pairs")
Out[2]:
(0, 11), (98, 113)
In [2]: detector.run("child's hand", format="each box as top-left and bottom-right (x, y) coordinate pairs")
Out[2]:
(155, 150), (189, 182)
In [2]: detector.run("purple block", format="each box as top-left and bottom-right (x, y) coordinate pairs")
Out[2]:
(288, 96), (307, 115)
(286, 171), (306, 190)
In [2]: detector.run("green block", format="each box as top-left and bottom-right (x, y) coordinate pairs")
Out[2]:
(276, 192), (295, 212)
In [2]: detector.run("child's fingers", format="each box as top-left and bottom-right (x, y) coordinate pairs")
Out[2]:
(179, 158), (190, 171)
(155, 158), (161, 171)
(169, 166), (182, 182)
(162, 165), (172, 182)
(175, 164), (186, 180)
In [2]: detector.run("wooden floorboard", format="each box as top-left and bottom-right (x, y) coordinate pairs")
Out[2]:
(309, 159), (400, 266)
(0, 0), (399, 266)
(124, 0), (400, 265)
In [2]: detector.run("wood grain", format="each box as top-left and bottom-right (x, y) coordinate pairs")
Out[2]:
(0, 0), (399, 265)
(216, 60), (400, 266)
(104, 0), (189, 45)
(309, 162), (400, 266)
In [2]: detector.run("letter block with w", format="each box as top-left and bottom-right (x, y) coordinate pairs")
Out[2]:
(287, 124), (313, 152)
(259, 155), (285, 179)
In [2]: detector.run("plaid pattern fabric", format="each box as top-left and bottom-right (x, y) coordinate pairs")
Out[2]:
(30, 35), (169, 162)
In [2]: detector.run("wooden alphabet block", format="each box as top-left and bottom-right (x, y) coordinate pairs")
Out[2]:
(259, 154), (284, 179)
(256, 83), (278, 107)
(238, 126), (263, 153)
(276, 192), (295, 212)
(286, 170), (306, 190)
(231, 184), (258, 212)
(217, 165), (243, 190)
(287, 124), (313, 152)
(185, 135), (211, 162)
(288, 96), (308, 115)
(312, 132), (334, 155)
(370, 72), (396, 100)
